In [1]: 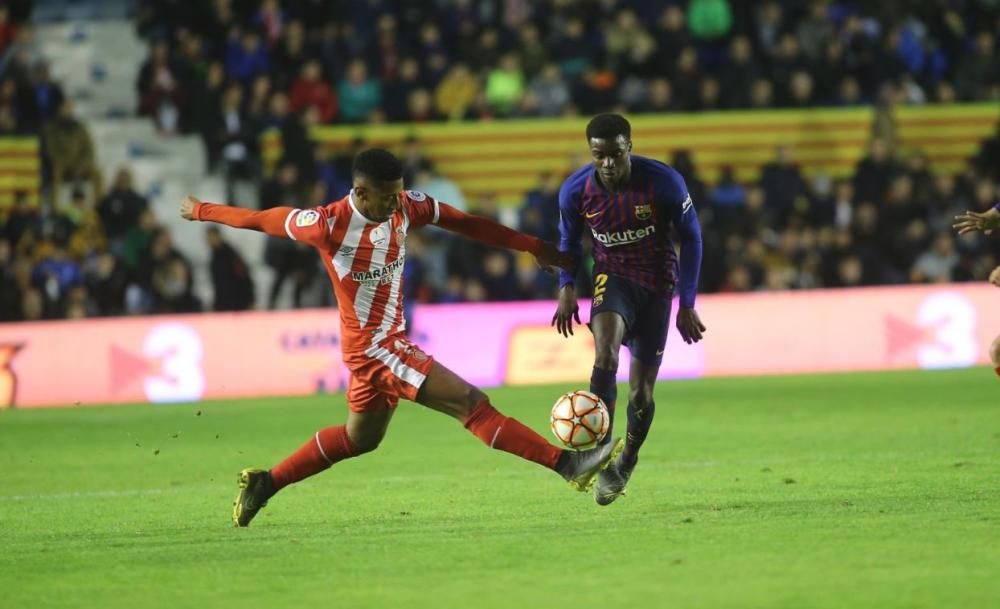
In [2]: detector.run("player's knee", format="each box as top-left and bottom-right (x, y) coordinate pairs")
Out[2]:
(452, 384), (488, 417)
(990, 334), (1000, 367)
(594, 345), (619, 370)
(350, 431), (384, 455)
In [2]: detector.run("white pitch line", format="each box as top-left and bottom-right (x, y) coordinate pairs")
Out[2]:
(0, 488), (168, 502)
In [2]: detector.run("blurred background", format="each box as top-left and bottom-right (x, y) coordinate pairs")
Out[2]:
(1, 0), (999, 323)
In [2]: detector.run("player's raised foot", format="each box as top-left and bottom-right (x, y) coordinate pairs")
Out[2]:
(232, 468), (275, 527)
(557, 437), (624, 492)
(595, 454), (637, 506)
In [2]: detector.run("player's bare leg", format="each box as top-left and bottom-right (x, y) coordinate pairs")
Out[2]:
(416, 360), (623, 491)
(589, 311), (627, 444)
(596, 357), (658, 505)
(233, 407), (394, 527)
(991, 334), (1000, 377)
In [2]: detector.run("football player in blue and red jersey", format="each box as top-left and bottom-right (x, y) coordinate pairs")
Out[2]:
(552, 113), (706, 505)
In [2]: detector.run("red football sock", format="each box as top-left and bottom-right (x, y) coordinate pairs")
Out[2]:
(463, 400), (561, 470)
(995, 366), (1000, 377)
(270, 425), (357, 490)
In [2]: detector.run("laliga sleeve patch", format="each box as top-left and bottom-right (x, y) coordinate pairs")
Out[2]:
(296, 210), (320, 227)
(406, 190), (426, 201)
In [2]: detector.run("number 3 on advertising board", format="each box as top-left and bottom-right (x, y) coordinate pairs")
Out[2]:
(916, 292), (976, 369)
(143, 323), (205, 402)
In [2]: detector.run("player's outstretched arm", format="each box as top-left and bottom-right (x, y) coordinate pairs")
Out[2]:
(435, 203), (572, 269)
(181, 195), (299, 239)
(953, 205), (1000, 235)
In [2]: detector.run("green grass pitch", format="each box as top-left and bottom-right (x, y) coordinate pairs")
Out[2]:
(1, 368), (998, 609)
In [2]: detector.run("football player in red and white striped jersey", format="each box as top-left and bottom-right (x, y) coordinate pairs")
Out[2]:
(182, 148), (624, 526)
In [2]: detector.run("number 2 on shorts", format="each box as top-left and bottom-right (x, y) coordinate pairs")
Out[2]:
(593, 273), (608, 306)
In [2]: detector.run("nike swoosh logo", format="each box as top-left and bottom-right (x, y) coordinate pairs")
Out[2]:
(656, 349), (664, 355)
(585, 211), (602, 219)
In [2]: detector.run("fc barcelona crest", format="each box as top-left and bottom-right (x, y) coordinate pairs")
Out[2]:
(634, 204), (653, 220)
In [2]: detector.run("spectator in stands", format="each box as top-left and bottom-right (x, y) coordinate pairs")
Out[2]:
(225, 29), (269, 87)
(653, 5), (690, 70)
(955, 32), (999, 101)
(399, 136), (429, 186)
(338, 59), (381, 123)
(550, 17), (590, 78)
(528, 63), (570, 117)
(31, 245), (82, 317)
(0, 238), (21, 320)
(210, 83), (254, 202)
(688, 0), (732, 42)
(516, 23), (548, 79)
(98, 167), (150, 247)
(259, 159), (302, 210)
(973, 120), (1000, 181)
(412, 161), (467, 212)
(152, 256), (201, 313)
(29, 61), (64, 129)
(759, 145), (808, 228)
(119, 208), (158, 278)
(289, 59), (337, 124)
(640, 78), (675, 113)
(205, 225), (254, 312)
(911, 233), (959, 283)
(720, 36), (761, 108)
(4, 191), (39, 249)
(0, 6), (17, 55)
(193, 61), (226, 171)
(85, 252), (128, 317)
(43, 100), (101, 199)
(136, 40), (184, 134)
(709, 166), (747, 224)
(382, 58), (423, 122)
(271, 19), (307, 91)
(520, 172), (561, 243)
(853, 138), (897, 204)
(435, 62), (479, 120)
(485, 53), (525, 116)
(796, 1), (835, 60)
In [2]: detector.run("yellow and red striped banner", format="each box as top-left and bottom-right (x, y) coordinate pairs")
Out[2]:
(263, 103), (998, 205)
(0, 136), (41, 209)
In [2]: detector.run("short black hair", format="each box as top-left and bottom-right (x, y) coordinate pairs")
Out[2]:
(352, 148), (404, 182)
(586, 113), (631, 142)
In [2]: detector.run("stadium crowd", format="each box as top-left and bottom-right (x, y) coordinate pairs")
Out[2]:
(2, 0), (1000, 321)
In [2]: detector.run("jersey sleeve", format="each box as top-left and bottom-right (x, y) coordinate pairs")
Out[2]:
(557, 179), (584, 289)
(658, 169), (703, 308)
(282, 206), (337, 248)
(402, 190), (441, 228)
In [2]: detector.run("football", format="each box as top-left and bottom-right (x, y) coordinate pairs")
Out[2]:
(550, 390), (610, 450)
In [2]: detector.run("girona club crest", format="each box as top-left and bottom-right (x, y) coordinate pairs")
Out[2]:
(0, 343), (24, 410)
(394, 339), (428, 362)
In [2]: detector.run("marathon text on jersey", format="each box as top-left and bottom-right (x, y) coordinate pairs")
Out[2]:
(351, 255), (406, 286)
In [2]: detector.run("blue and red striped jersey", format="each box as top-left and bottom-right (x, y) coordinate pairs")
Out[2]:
(558, 155), (703, 307)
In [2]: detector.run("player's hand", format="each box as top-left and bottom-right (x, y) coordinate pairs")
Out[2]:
(676, 307), (706, 344)
(989, 266), (1000, 287)
(534, 242), (574, 272)
(953, 208), (1000, 235)
(552, 285), (581, 338)
(180, 195), (201, 221)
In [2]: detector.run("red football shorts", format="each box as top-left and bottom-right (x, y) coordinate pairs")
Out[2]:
(343, 337), (435, 413)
